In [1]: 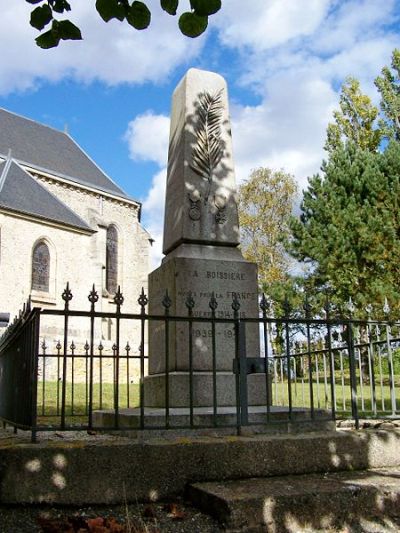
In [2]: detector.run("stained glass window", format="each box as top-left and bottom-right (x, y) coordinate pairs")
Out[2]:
(32, 242), (50, 292)
(106, 225), (118, 294)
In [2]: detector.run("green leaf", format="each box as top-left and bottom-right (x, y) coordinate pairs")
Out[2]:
(30, 5), (53, 31)
(190, 0), (221, 16)
(161, 0), (179, 16)
(127, 1), (151, 30)
(179, 12), (207, 37)
(58, 19), (82, 40)
(96, 0), (125, 22)
(35, 28), (60, 49)
(52, 0), (71, 13)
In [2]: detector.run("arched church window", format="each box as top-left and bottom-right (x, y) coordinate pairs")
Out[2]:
(106, 225), (118, 294)
(32, 242), (50, 292)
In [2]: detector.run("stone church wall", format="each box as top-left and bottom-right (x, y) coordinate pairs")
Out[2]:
(0, 173), (151, 384)
(34, 173), (151, 316)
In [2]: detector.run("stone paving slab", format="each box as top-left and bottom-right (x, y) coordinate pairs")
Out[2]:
(187, 467), (400, 532)
(93, 405), (335, 437)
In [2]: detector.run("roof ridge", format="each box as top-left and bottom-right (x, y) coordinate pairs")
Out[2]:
(0, 106), (136, 204)
(0, 154), (134, 202)
(0, 150), (13, 194)
(1, 160), (94, 233)
(0, 107), (66, 138)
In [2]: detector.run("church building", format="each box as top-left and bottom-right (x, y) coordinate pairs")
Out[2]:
(0, 107), (151, 342)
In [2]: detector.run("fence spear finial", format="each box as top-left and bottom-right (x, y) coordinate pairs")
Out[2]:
(383, 297), (390, 316)
(88, 285), (99, 306)
(138, 287), (148, 312)
(346, 297), (355, 315)
(114, 285), (124, 307)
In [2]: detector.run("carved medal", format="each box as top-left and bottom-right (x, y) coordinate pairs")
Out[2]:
(188, 191), (201, 221)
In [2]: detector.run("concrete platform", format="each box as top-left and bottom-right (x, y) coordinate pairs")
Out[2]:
(188, 468), (400, 532)
(1, 427), (400, 505)
(92, 405), (335, 438)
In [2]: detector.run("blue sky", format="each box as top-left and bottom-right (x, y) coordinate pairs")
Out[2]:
(1, 1), (399, 264)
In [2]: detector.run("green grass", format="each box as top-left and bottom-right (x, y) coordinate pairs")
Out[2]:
(36, 373), (399, 426)
(272, 374), (399, 415)
(37, 381), (140, 426)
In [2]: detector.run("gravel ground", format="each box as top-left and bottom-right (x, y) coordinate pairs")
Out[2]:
(2, 502), (399, 533)
(0, 499), (222, 533)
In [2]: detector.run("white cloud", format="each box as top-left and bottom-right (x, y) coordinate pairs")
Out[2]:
(215, 0), (331, 51)
(313, 0), (397, 55)
(143, 167), (167, 214)
(124, 111), (170, 266)
(124, 112), (170, 167)
(142, 168), (167, 267)
(0, 3), (203, 94)
(231, 72), (336, 191)
(323, 37), (400, 92)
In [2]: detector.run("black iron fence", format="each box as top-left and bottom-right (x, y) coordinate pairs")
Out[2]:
(0, 285), (399, 442)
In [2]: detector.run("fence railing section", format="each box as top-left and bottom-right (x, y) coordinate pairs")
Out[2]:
(0, 285), (399, 442)
(0, 300), (40, 431)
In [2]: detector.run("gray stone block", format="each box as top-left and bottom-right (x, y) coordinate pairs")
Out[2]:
(144, 372), (270, 407)
(148, 254), (260, 374)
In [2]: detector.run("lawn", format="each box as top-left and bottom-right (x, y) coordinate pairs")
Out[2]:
(272, 373), (399, 415)
(36, 371), (399, 428)
(37, 381), (140, 426)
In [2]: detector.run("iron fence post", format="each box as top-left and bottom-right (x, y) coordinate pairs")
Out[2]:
(366, 308), (377, 416)
(385, 323), (397, 416)
(185, 293), (195, 428)
(304, 301), (315, 420)
(162, 291), (171, 429)
(325, 299), (336, 421)
(346, 320), (359, 428)
(113, 286), (124, 430)
(238, 321), (249, 426)
(209, 293), (218, 426)
(31, 308), (40, 443)
(88, 285), (98, 430)
(232, 295), (242, 435)
(61, 283), (72, 430)
(260, 294), (271, 421)
(138, 288), (148, 430)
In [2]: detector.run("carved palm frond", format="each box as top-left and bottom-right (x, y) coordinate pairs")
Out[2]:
(190, 90), (224, 203)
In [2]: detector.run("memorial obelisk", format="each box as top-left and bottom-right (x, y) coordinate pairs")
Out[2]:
(145, 68), (266, 407)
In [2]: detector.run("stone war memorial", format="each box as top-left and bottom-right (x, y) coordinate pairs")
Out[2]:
(144, 67), (268, 414)
(2, 68), (400, 533)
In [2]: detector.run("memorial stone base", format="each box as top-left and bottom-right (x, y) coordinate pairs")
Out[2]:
(144, 372), (269, 408)
(144, 245), (269, 408)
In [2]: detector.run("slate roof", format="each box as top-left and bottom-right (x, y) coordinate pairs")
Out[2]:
(0, 159), (93, 233)
(0, 108), (131, 200)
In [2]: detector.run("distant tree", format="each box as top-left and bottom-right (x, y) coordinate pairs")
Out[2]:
(290, 141), (400, 315)
(325, 77), (383, 153)
(237, 167), (298, 294)
(26, 0), (222, 48)
(375, 48), (400, 142)
(290, 50), (400, 317)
